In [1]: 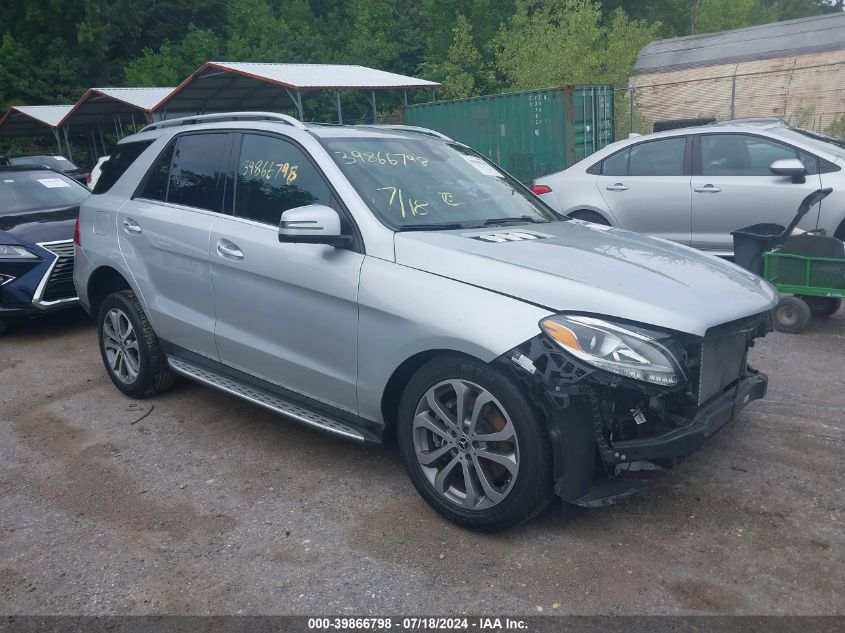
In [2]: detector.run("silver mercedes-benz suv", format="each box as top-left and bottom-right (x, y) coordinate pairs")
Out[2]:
(74, 112), (777, 531)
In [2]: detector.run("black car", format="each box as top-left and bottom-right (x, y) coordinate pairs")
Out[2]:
(0, 165), (89, 334)
(0, 153), (90, 185)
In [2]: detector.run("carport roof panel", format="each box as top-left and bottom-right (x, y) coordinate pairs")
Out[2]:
(206, 62), (440, 90)
(61, 87), (175, 127)
(0, 105), (73, 137)
(157, 62), (440, 114)
(93, 87), (176, 110)
(634, 12), (845, 75)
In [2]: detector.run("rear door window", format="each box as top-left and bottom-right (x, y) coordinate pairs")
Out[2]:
(627, 138), (685, 176)
(166, 134), (228, 211)
(601, 137), (685, 176)
(139, 142), (175, 202)
(602, 150), (629, 176)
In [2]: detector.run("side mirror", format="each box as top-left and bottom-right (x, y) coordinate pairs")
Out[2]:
(770, 158), (806, 183)
(278, 204), (352, 247)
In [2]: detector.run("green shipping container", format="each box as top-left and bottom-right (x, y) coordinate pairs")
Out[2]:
(402, 85), (614, 183)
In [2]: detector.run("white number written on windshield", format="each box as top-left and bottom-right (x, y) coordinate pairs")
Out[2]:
(376, 187), (464, 218)
(335, 150), (429, 167)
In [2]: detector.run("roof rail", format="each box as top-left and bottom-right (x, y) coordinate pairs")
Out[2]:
(361, 124), (453, 141)
(140, 111), (308, 133)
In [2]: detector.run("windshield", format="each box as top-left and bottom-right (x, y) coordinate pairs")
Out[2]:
(324, 137), (557, 229)
(773, 128), (845, 160)
(0, 170), (88, 215)
(8, 155), (79, 170)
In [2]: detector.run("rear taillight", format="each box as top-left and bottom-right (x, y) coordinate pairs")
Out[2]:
(531, 184), (552, 195)
(73, 218), (81, 246)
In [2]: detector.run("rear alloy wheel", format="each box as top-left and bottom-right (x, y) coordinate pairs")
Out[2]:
(773, 296), (812, 334)
(102, 307), (141, 384)
(800, 296), (841, 319)
(97, 290), (174, 398)
(398, 355), (554, 531)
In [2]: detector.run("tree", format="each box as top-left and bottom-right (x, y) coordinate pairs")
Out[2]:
(495, 0), (658, 90)
(695, 0), (774, 33)
(423, 15), (494, 98)
(124, 26), (221, 87)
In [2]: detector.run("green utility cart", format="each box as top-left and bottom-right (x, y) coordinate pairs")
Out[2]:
(732, 188), (844, 334)
(763, 249), (845, 332)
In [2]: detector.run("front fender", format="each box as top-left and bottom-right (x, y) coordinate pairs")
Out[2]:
(355, 256), (553, 423)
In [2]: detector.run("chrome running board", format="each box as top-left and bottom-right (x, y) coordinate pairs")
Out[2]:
(167, 356), (366, 442)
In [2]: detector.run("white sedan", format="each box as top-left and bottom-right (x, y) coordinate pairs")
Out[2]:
(532, 120), (845, 256)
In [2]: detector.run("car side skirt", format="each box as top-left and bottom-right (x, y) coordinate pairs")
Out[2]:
(161, 342), (383, 444)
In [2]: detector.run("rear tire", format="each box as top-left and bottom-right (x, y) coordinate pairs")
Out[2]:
(773, 296), (812, 334)
(97, 290), (174, 398)
(800, 296), (841, 318)
(397, 354), (554, 532)
(0, 320), (8, 336)
(568, 210), (611, 226)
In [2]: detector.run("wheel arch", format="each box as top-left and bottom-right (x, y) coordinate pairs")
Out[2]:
(379, 348), (487, 442)
(567, 208), (614, 225)
(86, 266), (133, 316)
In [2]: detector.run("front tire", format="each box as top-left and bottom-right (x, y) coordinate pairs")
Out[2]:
(97, 290), (174, 398)
(397, 354), (554, 531)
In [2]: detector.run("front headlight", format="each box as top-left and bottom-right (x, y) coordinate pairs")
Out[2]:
(540, 314), (683, 386)
(0, 244), (37, 259)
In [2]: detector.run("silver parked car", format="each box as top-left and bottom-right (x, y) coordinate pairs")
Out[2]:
(74, 112), (777, 531)
(533, 121), (845, 256)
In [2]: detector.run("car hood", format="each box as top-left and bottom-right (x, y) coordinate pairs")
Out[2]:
(0, 206), (78, 244)
(393, 220), (778, 337)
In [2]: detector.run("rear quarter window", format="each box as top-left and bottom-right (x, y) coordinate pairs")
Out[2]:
(93, 141), (154, 194)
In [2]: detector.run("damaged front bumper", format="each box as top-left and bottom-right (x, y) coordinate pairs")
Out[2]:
(498, 312), (771, 508)
(609, 370), (766, 464)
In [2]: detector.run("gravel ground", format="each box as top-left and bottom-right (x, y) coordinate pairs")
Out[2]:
(1, 307), (843, 615)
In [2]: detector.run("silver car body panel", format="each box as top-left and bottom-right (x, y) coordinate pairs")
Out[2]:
(75, 116), (779, 433)
(117, 197), (220, 360)
(535, 123), (845, 255)
(596, 172), (692, 245)
(210, 214), (364, 415)
(355, 256), (553, 423)
(393, 220), (777, 337)
(690, 170), (823, 252)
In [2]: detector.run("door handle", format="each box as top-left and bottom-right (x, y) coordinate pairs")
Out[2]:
(216, 238), (244, 261)
(122, 218), (142, 234)
(605, 183), (629, 191)
(694, 185), (721, 193)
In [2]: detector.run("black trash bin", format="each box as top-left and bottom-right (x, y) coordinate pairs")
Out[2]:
(731, 223), (786, 276)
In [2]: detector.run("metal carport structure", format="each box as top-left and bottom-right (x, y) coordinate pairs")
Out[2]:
(59, 87), (174, 158)
(0, 105), (73, 155)
(154, 62), (440, 123)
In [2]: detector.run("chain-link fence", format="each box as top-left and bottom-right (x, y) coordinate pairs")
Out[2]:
(614, 61), (845, 140)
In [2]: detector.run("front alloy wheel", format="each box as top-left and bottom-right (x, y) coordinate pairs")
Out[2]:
(413, 379), (519, 511)
(397, 355), (554, 531)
